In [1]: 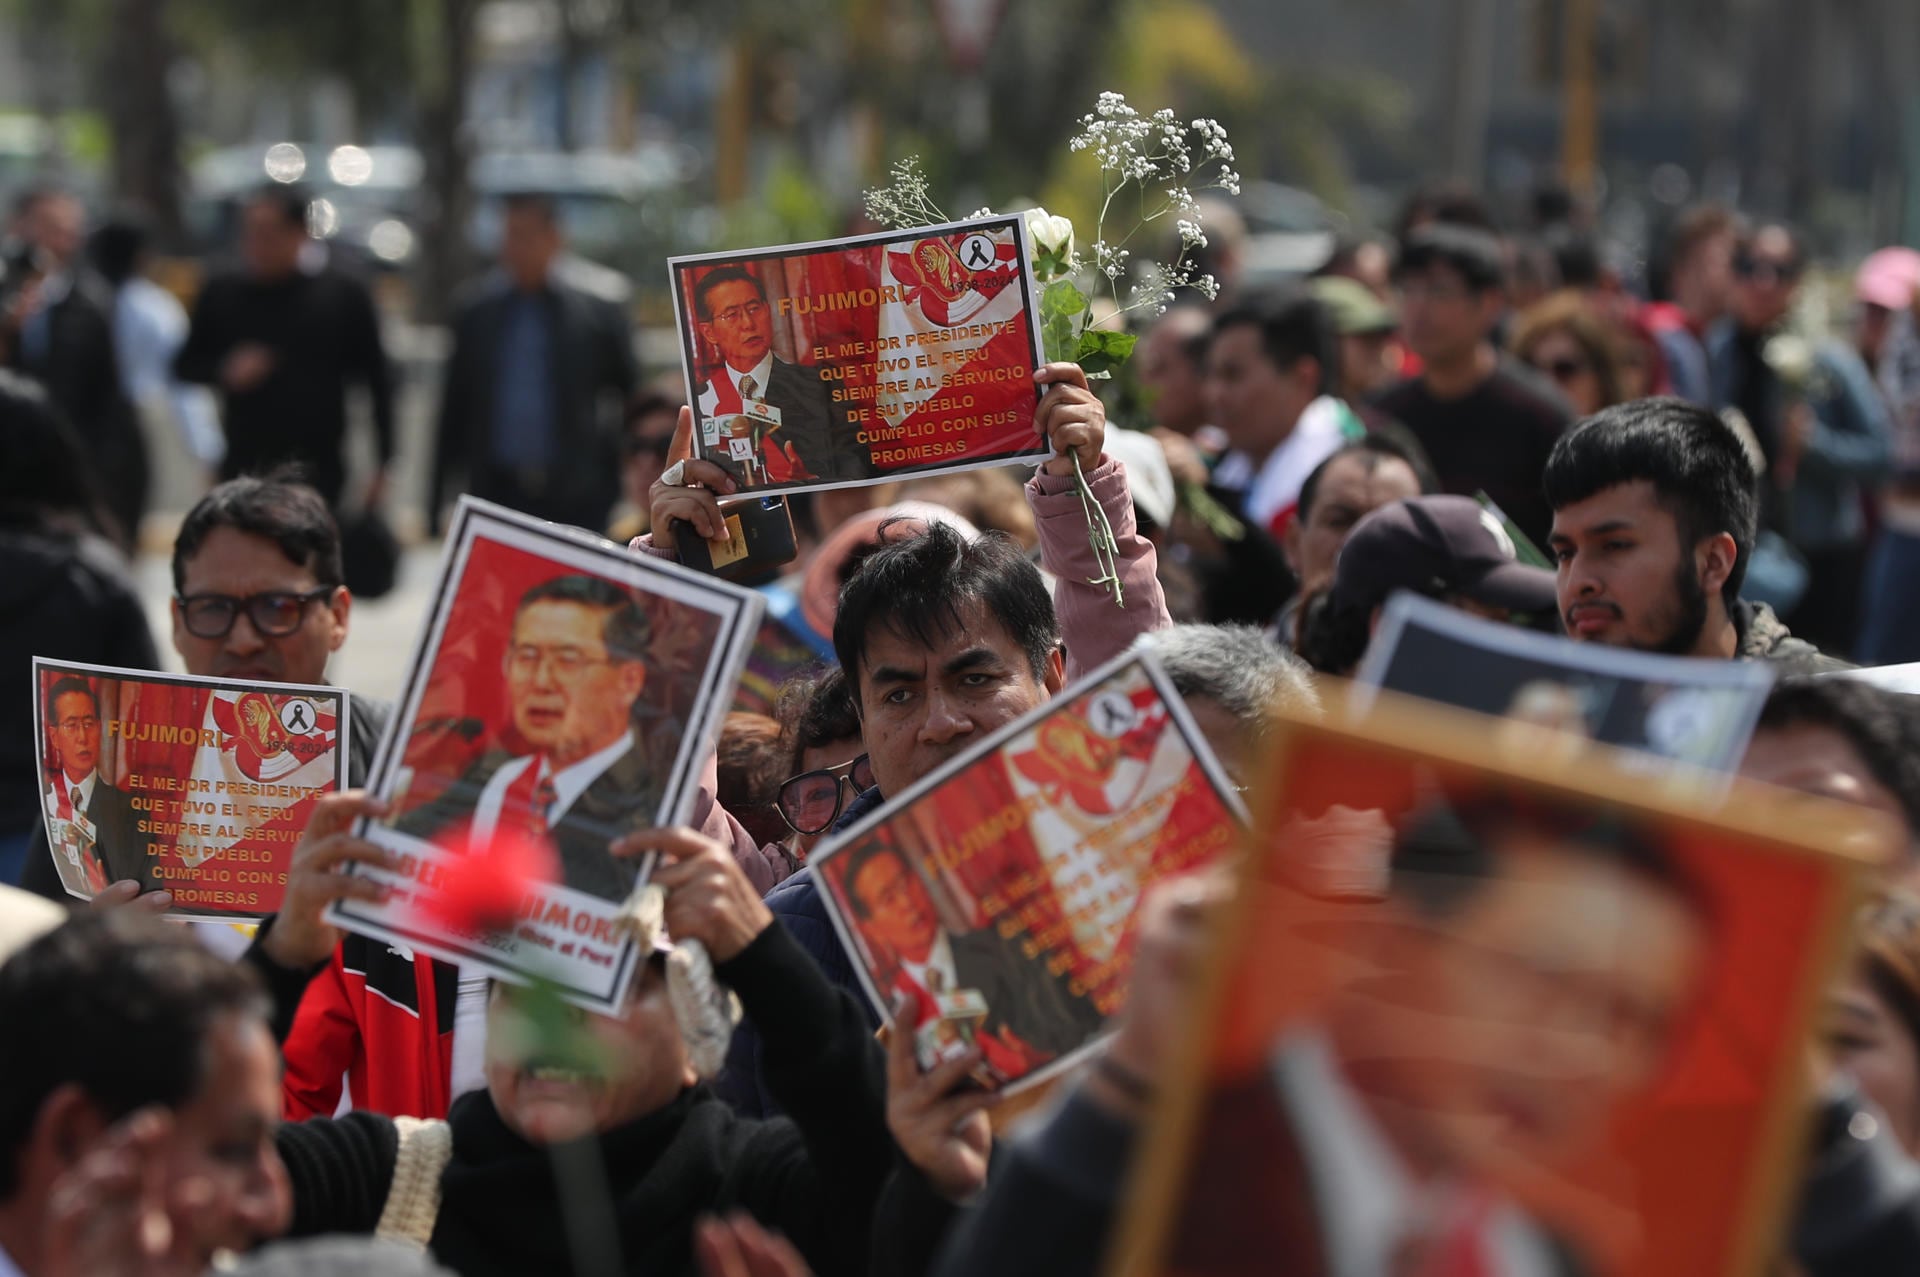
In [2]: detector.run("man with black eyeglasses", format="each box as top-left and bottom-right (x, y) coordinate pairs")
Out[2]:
(21, 474), (382, 906)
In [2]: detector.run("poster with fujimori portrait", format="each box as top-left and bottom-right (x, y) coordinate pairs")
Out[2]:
(667, 214), (1049, 497)
(327, 497), (762, 1012)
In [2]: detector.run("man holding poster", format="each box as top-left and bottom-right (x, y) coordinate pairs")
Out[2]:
(40, 675), (148, 894)
(397, 573), (662, 901)
(692, 266), (872, 486)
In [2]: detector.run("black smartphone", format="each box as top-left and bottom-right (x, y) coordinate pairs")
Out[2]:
(673, 495), (799, 583)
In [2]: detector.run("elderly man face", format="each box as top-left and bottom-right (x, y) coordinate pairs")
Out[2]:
(504, 600), (646, 766)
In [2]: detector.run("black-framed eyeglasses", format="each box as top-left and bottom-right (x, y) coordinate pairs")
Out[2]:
(176, 588), (335, 639)
(777, 753), (876, 836)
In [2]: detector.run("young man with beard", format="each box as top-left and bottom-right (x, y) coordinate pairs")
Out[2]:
(1543, 397), (1846, 669)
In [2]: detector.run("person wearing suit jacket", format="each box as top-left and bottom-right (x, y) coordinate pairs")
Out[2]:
(39, 675), (151, 894)
(396, 573), (662, 901)
(429, 193), (638, 534)
(691, 266), (874, 486)
(841, 838), (1103, 1072)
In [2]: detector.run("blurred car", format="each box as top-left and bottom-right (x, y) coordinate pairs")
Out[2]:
(186, 141), (424, 274)
(1235, 180), (1347, 285)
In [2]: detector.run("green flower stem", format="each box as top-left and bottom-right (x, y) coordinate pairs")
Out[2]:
(1074, 450), (1125, 608)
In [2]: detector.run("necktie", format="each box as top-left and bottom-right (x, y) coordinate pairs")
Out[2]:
(68, 786), (106, 892)
(739, 374), (759, 401)
(495, 760), (557, 844)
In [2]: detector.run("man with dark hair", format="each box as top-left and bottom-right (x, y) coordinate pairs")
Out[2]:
(658, 361), (1168, 1120)
(1543, 397), (1842, 666)
(1648, 203), (1740, 405)
(843, 837), (1103, 1073)
(174, 185), (395, 512)
(1741, 678), (1920, 865)
(22, 473), (373, 908)
(1, 187), (146, 551)
(0, 911), (290, 1274)
(429, 192), (638, 533)
(690, 266), (870, 484)
(1374, 224), (1574, 545)
(1204, 288), (1357, 539)
(398, 573), (661, 901)
(37, 676), (147, 897)
(1276, 437), (1428, 645)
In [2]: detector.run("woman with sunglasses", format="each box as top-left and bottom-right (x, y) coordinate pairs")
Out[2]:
(1510, 290), (1628, 419)
(771, 668), (869, 862)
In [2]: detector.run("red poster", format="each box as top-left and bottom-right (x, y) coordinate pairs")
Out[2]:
(813, 654), (1243, 1094)
(669, 215), (1047, 495)
(327, 498), (763, 1013)
(1115, 690), (1886, 1277)
(32, 658), (348, 921)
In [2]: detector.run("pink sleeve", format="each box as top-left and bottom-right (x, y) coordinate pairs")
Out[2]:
(684, 751), (777, 893)
(1028, 455), (1172, 679)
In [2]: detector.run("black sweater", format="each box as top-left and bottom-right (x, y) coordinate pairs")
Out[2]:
(272, 923), (894, 1277)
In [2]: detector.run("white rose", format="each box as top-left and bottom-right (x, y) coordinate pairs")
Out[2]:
(1025, 207), (1075, 262)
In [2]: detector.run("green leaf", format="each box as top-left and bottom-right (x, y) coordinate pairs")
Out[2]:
(1041, 278), (1089, 321)
(1072, 328), (1139, 377)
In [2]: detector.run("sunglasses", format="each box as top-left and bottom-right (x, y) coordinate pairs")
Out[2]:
(176, 588), (335, 639)
(1736, 256), (1801, 286)
(1535, 356), (1590, 384)
(777, 753), (876, 836)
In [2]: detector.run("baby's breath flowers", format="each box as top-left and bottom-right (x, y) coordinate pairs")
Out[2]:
(863, 93), (1241, 605)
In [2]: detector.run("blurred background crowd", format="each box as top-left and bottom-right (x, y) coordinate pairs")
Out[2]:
(2, 0), (1920, 685)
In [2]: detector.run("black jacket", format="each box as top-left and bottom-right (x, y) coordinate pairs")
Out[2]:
(1, 525), (157, 838)
(271, 923), (896, 1277)
(430, 275), (637, 532)
(6, 273), (147, 543)
(174, 266), (394, 505)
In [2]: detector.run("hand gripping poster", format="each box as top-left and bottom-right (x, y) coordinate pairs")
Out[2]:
(326, 498), (762, 1012)
(32, 658), (348, 920)
(1113, 688), (1888, 1277)
(812, 652), (1245, 1095)
(668, 214), (1047, 495)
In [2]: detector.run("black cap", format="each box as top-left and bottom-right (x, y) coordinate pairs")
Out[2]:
(1327, 495), (1558, 616)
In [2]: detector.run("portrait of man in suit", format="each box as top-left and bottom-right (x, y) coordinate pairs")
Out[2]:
(41, 676), (151, 895)
(397, 574), (664, 901)
(691, 266), (875, 486)
(1169, 790), (1713, 1276)
(842, 838), (1106, 1082)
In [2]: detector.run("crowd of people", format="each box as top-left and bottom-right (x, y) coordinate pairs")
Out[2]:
(7, 167), (1920, 1277)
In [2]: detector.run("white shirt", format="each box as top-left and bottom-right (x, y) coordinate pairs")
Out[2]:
(50, 769), (99, 816)
(696, 352), (776, 419)
(1273, 1031), (1559, 1277)
(1243, 396), (1352, 532)
(470, 729), (635, 842)
(898, 930), (959, 998)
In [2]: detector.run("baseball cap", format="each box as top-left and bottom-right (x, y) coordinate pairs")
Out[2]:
(1855, 248), (1920, 311)
(1327, 494), (1558, 617)
(1310, 275), (1398, 336)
